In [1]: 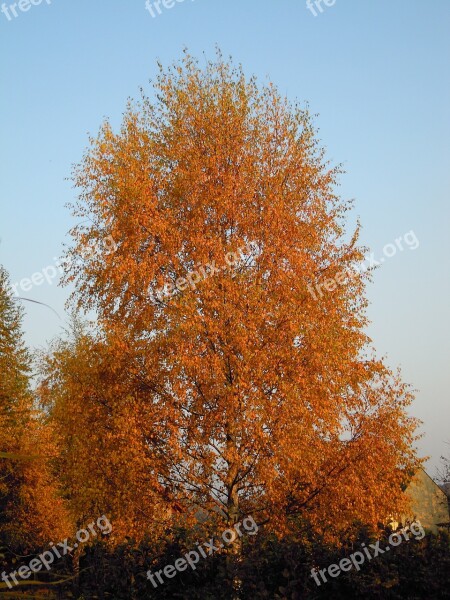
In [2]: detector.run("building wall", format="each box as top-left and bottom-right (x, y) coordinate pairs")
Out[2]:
(403, 469), (450, 533)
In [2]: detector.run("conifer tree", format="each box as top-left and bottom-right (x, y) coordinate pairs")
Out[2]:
(0, 266), (69, 549)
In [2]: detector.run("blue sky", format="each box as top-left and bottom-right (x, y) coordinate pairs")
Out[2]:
(0, 0), (449, 474)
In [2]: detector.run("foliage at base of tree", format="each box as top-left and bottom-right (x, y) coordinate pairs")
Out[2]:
(1, 527), (449, 599)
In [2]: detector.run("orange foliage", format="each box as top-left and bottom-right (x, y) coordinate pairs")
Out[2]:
(56, 53), (421, 542)
(39, 326), (179, 543)
(0, 267), (70, 549)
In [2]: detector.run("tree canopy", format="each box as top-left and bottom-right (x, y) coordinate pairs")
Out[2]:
(45, 52), (422, 543)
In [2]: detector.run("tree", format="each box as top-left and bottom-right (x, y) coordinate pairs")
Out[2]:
(0, 266), (69, 550)
(61, 51), (421, 541)
(438, 444), (450, 483)
(39, 321), (178, 542)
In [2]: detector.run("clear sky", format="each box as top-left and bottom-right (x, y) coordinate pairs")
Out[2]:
(1, 0), (449, 475)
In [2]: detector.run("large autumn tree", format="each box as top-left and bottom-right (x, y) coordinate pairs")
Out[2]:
(56, 52), (420, 541)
